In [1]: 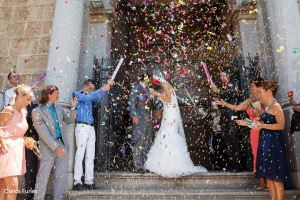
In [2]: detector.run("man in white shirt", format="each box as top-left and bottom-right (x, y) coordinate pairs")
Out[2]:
(5, 71), (20, 106)
(5, 71), (37, 106)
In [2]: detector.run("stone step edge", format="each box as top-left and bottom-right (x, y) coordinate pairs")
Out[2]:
(17, 189), (300, 199)
(65, 189), (300, 197)
(94, 172), (255, 179)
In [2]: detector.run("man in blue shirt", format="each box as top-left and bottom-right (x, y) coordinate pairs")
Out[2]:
(73, 78), (113, 190)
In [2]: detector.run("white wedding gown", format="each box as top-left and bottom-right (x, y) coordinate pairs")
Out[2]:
(144, 83), (207, 178)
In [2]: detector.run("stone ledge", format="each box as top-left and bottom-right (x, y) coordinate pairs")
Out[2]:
(92, 172), (257, 190)
(65, 188), (300, 200)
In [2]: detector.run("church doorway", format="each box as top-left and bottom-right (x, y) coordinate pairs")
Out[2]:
(93, 0), (253, 172)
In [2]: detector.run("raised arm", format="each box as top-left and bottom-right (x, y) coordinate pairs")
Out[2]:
(215, 97), (254, 112)
(75, 88), (108, 103)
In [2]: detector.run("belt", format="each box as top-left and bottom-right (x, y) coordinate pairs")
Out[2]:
(76, 122), (94, 127)
(56, 137), (63, 140)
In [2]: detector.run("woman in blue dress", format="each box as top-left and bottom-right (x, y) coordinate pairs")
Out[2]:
(237, 80), (291, 200)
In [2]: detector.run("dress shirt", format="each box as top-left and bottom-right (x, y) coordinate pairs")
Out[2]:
(74, 89), (108, 124)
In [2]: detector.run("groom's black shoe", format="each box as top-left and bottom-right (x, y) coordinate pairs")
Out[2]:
(83, 183), (100, 190)
(74, 183), (83, 191)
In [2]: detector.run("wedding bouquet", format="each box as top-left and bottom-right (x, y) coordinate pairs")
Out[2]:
(146, 78), (162, 111)
(148, 78), (161, 90)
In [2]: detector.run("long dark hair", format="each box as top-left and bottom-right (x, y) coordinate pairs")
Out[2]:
(39, 85), (58, 105)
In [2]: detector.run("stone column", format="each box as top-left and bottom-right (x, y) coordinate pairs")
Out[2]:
(87, 1), (114, 171)
(77, 5), (112, 88)
(45, 0), (84, 191)
(45, 0), (84, 105)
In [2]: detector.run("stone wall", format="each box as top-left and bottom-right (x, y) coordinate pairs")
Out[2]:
(0, 0), (55, 95)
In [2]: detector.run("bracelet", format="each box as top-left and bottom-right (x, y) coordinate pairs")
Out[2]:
(71, 107), (76, 110)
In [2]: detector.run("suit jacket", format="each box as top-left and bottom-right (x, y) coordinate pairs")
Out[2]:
(129, 83), (153, 142)
(32, 104), (77, 160)
(219, 78), (240, 124)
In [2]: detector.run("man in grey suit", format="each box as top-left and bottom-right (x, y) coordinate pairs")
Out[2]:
(32, 85), (77, 200)
(129, 73), (161, 174)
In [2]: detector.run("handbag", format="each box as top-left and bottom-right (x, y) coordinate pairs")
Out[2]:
(24, 137), (42, 158)
(290, 111), (300, 134)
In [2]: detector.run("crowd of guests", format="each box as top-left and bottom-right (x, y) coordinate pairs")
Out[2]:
(212, 71), (292, 200)
(0, 69), (295, 200)
(0, 71), (113, 199)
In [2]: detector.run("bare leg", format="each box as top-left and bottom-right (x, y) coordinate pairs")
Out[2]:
(259, 178), (266, 187)
(3, 176), (18, 200)
(266, 179), (276, 200)
(274, 181), (285, 200)
(0, 178), (5, 200)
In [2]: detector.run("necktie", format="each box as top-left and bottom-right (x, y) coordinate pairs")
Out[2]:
(50, 105), (57, 121)
(50, 105), (61, 138)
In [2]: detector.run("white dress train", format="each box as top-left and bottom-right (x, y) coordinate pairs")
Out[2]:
(144, 80), (207, 178)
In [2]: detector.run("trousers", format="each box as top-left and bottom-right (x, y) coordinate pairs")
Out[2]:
(74, 124), (96, 185)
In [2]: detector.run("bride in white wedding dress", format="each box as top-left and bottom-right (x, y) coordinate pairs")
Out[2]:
(144, 75), (207, 178)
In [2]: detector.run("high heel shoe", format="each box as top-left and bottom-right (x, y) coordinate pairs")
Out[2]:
(254, 184), (267, 191)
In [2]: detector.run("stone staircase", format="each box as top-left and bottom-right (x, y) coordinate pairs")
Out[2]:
(60, 172), (300, 200)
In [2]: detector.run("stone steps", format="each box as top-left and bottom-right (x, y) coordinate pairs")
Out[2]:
(66, 172), (300, 199)
(65, 188), (300, 200)
(92, 172), (258, 190)
(17, 172), (300, 199)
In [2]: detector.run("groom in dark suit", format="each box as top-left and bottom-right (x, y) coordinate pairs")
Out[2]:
(211, 71), (242, 173)
(129, 73), (160, 174)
